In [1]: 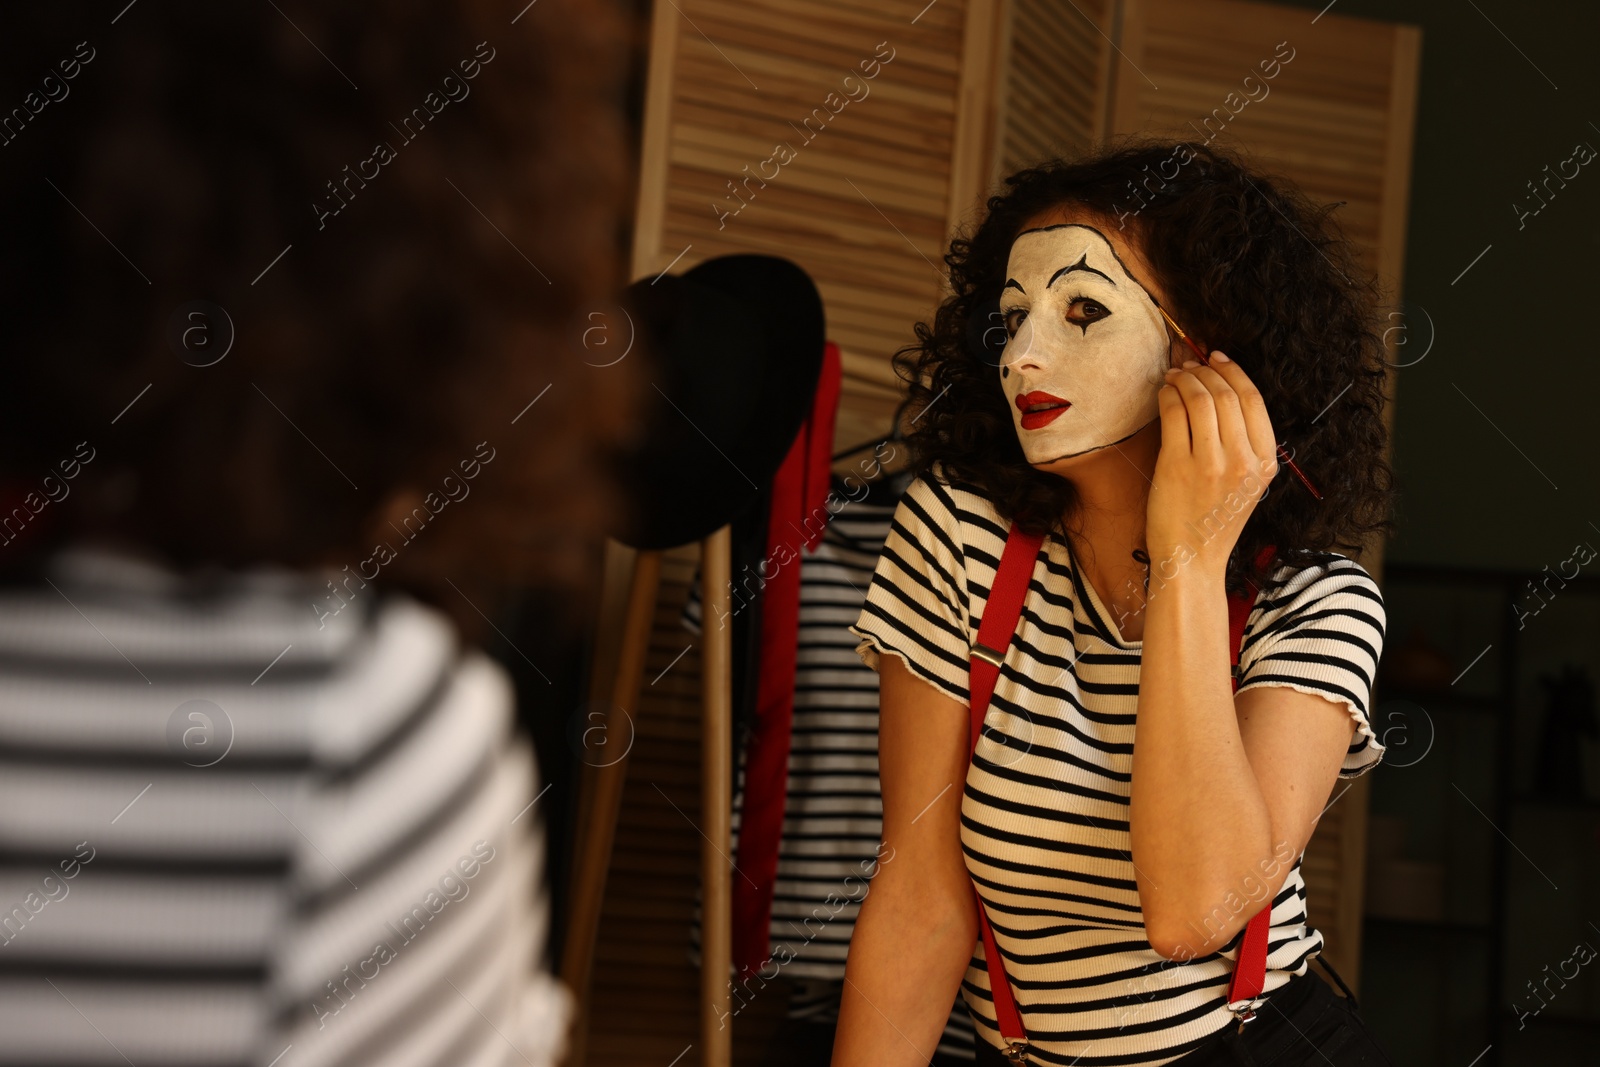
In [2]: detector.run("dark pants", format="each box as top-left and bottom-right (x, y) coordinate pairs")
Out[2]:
(974, 968), (1394, 1067)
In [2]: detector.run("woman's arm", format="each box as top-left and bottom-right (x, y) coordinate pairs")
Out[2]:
(1132, 354), (1357, 960)
(1133, 575), (1355, 958)
(832, 653), (978, 1066)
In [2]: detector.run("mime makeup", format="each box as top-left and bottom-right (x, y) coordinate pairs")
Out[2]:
(997, 224), (1172, 463)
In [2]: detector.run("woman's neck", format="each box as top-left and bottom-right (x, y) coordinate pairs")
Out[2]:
(1057, 419), (1162, 637)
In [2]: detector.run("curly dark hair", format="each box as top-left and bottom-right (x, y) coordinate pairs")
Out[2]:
(894, 139), (1397, 595)
(0, 0), (641, 634)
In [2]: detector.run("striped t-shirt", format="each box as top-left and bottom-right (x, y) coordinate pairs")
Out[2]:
(847, 468), (1386, 1066)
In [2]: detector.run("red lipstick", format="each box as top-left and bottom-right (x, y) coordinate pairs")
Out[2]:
(1015, 390), (1071, 430)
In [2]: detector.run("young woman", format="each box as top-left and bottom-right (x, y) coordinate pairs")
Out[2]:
(834, 142), (1396, 1066)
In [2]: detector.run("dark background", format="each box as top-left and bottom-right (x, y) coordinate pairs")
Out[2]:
(1275, 0), (1598, 569)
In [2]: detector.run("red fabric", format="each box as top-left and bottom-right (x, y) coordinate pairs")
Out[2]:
(968, 525), (1045, 1042)
(731, 340), (841, 978)
(970, 532), (1281, 1046)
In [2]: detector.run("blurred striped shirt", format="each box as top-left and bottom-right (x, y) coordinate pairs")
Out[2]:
(0, 547), (564, 1067)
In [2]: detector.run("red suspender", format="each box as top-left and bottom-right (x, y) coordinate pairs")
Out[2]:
(966, 527), (1276, 1058)
(966, 525), (1044, 1056)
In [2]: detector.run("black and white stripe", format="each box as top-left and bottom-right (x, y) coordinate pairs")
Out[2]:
(0, 547), (563, 1067)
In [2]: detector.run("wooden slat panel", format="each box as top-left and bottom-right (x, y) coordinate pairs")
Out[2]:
(998, 0), (1112, 177)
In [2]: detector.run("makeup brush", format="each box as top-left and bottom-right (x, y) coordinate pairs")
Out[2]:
(1155, 304), (1322, 501)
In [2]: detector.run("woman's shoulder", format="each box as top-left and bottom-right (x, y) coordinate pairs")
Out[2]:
(1255, 550), (1385, 624)
(1264, 550), (1381, 590)
(907, 462), (1008, 544)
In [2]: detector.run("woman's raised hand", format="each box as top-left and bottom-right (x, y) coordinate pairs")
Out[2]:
(1146, 352), (1279, 577)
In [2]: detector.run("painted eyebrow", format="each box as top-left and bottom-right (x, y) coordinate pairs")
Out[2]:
(1003, 279), (1024, 293)
(1048, 255), (1115, 288)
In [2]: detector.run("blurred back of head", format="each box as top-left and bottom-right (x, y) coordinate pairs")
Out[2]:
(0, 0), (642, 627)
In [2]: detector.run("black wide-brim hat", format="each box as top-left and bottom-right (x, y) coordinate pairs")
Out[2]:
(612, 254), (825, 550)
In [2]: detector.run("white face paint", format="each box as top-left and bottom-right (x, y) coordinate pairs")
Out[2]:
(997, 224), (1172, 463)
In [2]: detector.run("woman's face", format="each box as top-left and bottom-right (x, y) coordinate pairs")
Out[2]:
(996, 207), (1180, 465)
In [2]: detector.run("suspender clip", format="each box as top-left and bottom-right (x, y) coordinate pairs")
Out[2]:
(1001, 1040), (1030, 1065)
(971, 642), (1005, 669)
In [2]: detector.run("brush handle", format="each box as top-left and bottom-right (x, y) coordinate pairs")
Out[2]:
(1276, 444), (1322, 500)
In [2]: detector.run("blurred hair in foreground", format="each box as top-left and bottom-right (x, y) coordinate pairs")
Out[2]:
(0, 0), (643, 631)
